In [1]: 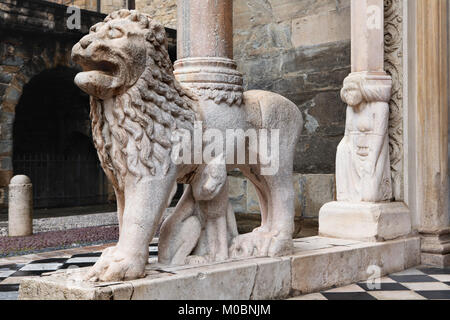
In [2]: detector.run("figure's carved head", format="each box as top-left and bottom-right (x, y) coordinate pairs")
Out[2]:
(192, 155), (227, 201)
(71, 9), (168, 100)
(341, 73), (392, 107)
(341, 76), (364, 107)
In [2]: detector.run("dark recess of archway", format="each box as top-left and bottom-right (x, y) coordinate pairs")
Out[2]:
(13, 66), (109, 209)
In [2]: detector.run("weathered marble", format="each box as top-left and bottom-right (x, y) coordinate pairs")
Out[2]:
(336, 72), (392, 202)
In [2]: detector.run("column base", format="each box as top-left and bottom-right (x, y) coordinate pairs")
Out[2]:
(319, 201), (412, 242)
(420, 230), (450, 267)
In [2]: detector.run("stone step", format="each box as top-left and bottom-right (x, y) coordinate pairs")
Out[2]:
(18, 236), (420, 300)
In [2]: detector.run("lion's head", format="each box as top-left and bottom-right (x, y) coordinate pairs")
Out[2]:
(72, 9), (168, 100)
(71, 10), (197, 190)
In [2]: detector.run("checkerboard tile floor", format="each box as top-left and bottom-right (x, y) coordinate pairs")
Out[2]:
(291, 267), (450, 300)
(0, 244), (159, 300)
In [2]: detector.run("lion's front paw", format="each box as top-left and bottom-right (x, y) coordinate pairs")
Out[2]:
(84, 246), (147, 282)
(185, 255), (209, 265)
(229, 232), (293, 259)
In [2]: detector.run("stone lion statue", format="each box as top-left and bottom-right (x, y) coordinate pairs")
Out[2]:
(71, 10), (303, 282)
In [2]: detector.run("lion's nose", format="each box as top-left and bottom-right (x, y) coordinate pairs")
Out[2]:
(79, 36), (92, 49)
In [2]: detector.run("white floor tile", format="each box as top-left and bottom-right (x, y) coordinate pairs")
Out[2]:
(402, 282), (450, 291)
(0, 270), (16, 278)
(324, 284), (365, 293)
(289, 293), (327, 300)
(429, 274), (450, 282)
(369, 291), (427, 300)
(20, 263), (63, 271)
(390, 269), (425, 276)
(65, 257), (99, 264)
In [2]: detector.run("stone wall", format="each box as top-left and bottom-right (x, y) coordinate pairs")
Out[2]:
(234, 0), (350, 174)
(135, 0), (177, 29)
(229, 173), (335, 219)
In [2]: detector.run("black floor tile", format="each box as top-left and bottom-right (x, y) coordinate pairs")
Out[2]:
(357, 282), (410, 291)
(418, 267), (450, 275)
(10, 270), (49, 277)
(60, 263), (96, 269)
(416, 290), (450, 300)
(0, 284), (19, 292)
(70, 252), (102, 258)
(29, 258), (68, 264)
(388, 275), (439, 283)
(321, 292), (377, 300)
(0, 264), (24, 271)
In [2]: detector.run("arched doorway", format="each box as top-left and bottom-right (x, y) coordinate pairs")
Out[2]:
(12, 66), (109, 208)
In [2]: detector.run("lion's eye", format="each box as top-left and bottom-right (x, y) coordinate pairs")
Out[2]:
(108, 27), (124, 39)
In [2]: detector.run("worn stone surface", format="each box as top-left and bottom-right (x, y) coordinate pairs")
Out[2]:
(319, 201), (412, 242)
(242, 173), (335, 218)
(18, 236), (421, 300)
(291, 237), (420, 294)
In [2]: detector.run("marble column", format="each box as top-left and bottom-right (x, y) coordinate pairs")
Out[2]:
(174, 0), (244, 107)
(415, 0), (450, 267)
(319, 0), (412, 241)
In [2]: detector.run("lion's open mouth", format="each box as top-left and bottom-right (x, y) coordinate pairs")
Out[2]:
(73, 54), (125, 99)
(75, 55), (120, 78)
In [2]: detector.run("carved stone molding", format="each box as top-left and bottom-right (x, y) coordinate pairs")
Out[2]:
(174, 57), (244, 106)
(384, 0), (404, 201)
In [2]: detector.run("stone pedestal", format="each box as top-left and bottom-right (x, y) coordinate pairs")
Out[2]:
(18, 236), (420, 300)
(420, 229), (450, 267)
(8, 175), (33, 237)
(319, 202), (411, 242)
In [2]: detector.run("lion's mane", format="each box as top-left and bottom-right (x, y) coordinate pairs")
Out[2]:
(89, 10), (197, 190)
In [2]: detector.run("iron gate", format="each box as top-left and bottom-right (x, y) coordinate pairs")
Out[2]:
(13, 153), (109, 208)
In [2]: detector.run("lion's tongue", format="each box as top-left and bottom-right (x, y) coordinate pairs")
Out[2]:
(75, 71), (123, 100)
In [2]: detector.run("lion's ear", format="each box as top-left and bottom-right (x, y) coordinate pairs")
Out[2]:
(149, 22), (166, 47)
(146, 31), (156, 44)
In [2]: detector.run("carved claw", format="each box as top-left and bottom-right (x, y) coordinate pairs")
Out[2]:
(229, 232), (293, 259)
(84, 246), (147, 282)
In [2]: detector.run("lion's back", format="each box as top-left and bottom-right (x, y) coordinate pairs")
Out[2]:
(243, 90), (303, 139)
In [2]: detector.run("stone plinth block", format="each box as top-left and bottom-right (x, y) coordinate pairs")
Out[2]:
(18, 236), (420, 300)
(319, 202), (412, 242)
(8, 175), (33, 237)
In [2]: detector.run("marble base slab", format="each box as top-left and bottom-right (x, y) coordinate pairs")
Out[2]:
(319, 202), (412, 242)
(18, 236), (421, 300)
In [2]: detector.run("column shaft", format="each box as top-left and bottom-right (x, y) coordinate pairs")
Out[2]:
(415, 0), (450, 266)
(177, 0), (233, 60)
